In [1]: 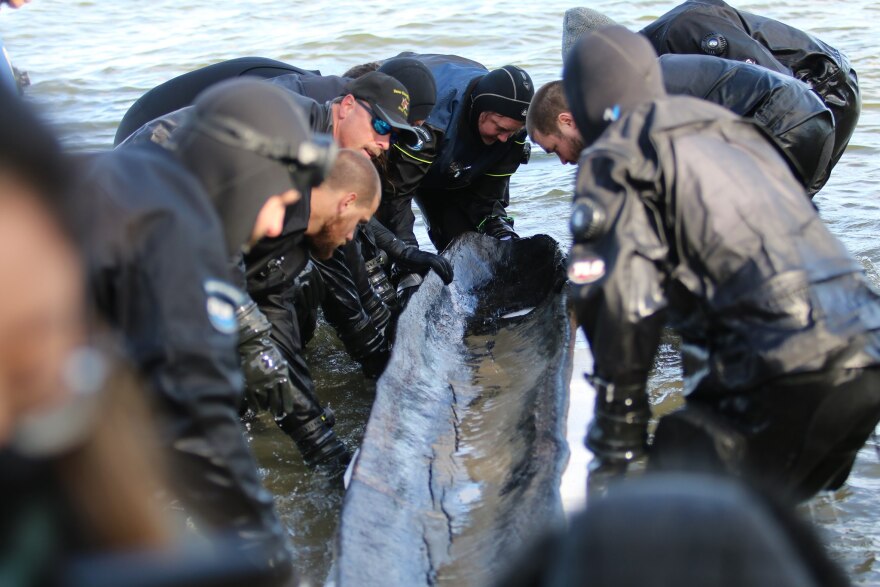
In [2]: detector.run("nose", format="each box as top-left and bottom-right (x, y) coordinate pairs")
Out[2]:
(378, 135), (391, 150)
(497, 133), (511, 143)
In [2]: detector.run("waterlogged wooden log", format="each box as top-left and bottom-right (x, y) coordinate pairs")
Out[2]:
(334, 233), (574, 587)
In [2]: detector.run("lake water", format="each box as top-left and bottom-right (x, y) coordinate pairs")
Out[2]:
(4, 0), (879, 584)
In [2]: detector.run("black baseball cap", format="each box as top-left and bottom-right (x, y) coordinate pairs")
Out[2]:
(345, 71), (418, 142)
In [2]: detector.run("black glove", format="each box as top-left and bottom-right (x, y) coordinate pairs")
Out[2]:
(237, 301), (296, 417)
(398, 247), (454, 284)
(478, 215), (518, 241)
(585, 377), (650, 466)
(278, 408), (351, 476)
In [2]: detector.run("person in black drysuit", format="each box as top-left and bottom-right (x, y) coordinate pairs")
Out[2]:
(402, 54), (534, 251)
(636, 0), (860, 183)
(117, 59), (452, 379)
(119, 104), (353, 475)
(73, 78), (336, 581)
(269, 67), (452, 369)
(558, 11), (835, 196)
(119, 64), (385, 445)
(331, 57), (452, 312)
(563, 26), (880, 502)
(363, 56), (437, 247)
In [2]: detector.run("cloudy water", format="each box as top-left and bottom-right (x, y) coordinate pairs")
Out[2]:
(4, 0), (879, 584)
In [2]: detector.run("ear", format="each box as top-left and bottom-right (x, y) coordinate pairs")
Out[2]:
(337, 191), (357, 214)
(339, 94), (356, 119)
(557, 111), (575, 129)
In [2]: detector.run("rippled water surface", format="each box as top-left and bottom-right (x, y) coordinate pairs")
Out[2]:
(4, 0), (879, 583)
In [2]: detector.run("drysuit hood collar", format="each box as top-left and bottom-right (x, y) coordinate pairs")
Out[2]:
(171, 79), (315, 256)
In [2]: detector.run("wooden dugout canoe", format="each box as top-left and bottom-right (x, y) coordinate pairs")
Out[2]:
(333, 233), (574, 587)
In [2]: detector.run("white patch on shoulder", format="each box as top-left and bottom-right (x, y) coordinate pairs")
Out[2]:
(203, 279), (242, 334)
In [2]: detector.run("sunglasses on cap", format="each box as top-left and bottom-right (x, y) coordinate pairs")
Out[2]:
(356, 100), (394, 136)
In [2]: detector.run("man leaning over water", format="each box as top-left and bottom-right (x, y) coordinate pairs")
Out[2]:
(564, 26), (880, 502)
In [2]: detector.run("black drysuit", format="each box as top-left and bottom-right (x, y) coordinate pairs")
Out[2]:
(659, 53), (834, 196)
(564, 26), (880, 501)
(271, 89), (394, 373)
(405, 53), (532, 251)
(373, 123), (440, 246)
(641, 0), (860, 178)
(73, 143), (292, 576)
(571, 97), (880, 500)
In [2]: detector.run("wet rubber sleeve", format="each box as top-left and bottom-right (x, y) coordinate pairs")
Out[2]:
(368, 216), (409, 259)
(571, 149), (670, 461)
(236, 298), (299, 418)
(643, 10), (789, 76)
(571, 148), (668, 386)
(368, 217), (453, 284)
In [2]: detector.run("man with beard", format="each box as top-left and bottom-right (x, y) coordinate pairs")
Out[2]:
(563, 26), (880, 501)
(268, 70), (452, 377)
(242, 147), (381, 463)
(74, 78), (337, 582)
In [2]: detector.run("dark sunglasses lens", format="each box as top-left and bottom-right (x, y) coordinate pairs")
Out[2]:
(372, 117), (392, 136)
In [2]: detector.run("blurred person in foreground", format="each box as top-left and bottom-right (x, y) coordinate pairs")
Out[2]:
(494, 473), (849, 587)
(0, 85), (171, 585)
(564, 26), (880, 502)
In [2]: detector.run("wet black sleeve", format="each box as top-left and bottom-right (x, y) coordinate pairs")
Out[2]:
(375, 126), (438, 244)
(642, 9), (789, 76)
(460, 130), (531, 226)
(375, 195), (418, 246)
(571, 149), (669, 388)
(367, 216), (408, 259)
(384, 125), (439, 199)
